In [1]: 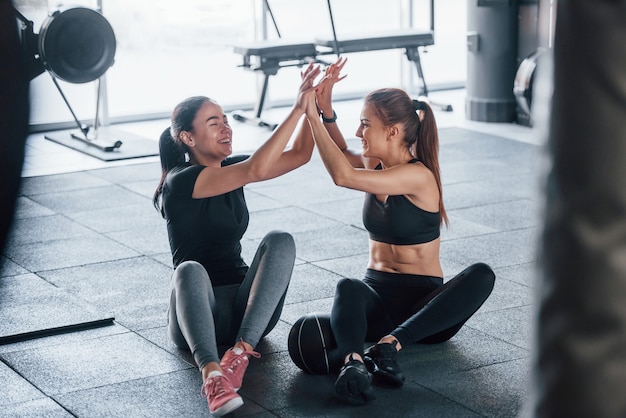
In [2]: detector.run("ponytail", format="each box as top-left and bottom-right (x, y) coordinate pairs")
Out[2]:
(364, 89), (448, 228)
(153, 127), (186, 217)
(153, 96), (212, 218)
(414, 99), (448, 228)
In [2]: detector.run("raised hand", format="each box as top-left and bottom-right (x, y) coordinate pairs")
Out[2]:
(296, 62), (322, 113)
(305, 85), (320, 120)
(316, 57), (348, 112)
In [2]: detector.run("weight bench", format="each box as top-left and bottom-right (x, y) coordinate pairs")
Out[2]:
(231, 40), (319, 130)
(232, 0), (449, 130)
(232, 31), (450, 130)
(315, 29), (452, 112)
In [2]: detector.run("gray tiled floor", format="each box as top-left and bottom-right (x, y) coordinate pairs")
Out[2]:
(1, 90), (542, 417)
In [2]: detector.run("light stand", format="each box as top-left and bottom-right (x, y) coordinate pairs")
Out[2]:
(46, 73), (123, 152)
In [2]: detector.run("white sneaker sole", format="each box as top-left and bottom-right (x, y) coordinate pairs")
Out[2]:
(211, 396), (244, 417)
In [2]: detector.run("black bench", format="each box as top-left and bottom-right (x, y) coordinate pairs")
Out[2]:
(315, 29), (434, 54)
(314, 29), (447, 107)
(232, 40), (319, 129)
(231, 0), (449, 130)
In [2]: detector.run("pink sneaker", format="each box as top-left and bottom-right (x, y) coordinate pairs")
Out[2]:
(201, 372), (243, 417)
(220, 345), (261, 391)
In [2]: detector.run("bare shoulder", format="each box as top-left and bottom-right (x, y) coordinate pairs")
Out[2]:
(407, 162), (440, 205)
(413, 161), (436, 177)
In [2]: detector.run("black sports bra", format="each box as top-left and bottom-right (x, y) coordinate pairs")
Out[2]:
(362, 161), (440, 245)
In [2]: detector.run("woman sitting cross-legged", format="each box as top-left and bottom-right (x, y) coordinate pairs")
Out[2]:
(303, 58), (495, 405)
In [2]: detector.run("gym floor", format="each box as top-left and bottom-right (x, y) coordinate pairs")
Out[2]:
(2, 89), (541, 417)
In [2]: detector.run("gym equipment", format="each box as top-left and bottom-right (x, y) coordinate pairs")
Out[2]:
(232, 0), (449, 130)
(316, 0), (452, 112)
(514, 48), (545, 127)
(15, 6), (127, 153)
(288, 312), (340, 374)
(465, 1), (518, 122)
(232, 40), (319, 130)
(231, 0), (322, 130)
(37, 6), (116, 84)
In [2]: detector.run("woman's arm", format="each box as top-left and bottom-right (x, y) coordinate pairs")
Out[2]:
(244, 60), (322, 179)
(315, 58), (365, 169)
(261, 114), (314, 180)
(192, 63), (320, 198)
(306, 91), (434, 199)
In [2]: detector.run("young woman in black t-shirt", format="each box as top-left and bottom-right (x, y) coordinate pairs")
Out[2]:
(153, 63), (320, 416)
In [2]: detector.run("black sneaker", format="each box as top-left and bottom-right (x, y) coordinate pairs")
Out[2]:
(334, 359), (376, 405)
(363, 342), (405, 387)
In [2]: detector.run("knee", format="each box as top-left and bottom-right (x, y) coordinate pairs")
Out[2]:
(460, 262), (496, 292)
(265, 230), (295, 246)
(264, 230), (295, 252)
(335, 277), (363, 297)
(172, 261), (209, 288)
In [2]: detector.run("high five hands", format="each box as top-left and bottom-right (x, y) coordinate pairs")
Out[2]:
(301, 57), (348, 120)
(296, 62), (323, 113)
(316, 56), (348, 111)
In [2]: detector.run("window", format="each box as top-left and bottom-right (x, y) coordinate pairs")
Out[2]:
(16, 0), (467, 129)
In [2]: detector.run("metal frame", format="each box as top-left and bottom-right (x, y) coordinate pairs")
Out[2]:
(232, 0), (450, 130)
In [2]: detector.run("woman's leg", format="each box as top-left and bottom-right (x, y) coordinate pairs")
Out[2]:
(167, 260), (221, 371)
(169, 261), (243, 415)
(217, 230), (295, 392)
(329, 277), (386, 404)
(390, 262), (496, 348)
(231, 230), (295, 347)
(361, 265), (493, 388)
(330, 277), (392, 360)
(352, 270), (440, 388)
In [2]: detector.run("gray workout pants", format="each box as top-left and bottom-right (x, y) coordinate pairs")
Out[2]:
(167, 230), (295, 371)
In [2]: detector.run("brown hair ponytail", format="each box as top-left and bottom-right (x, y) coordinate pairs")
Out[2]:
(152, 127), (186, 217)
(364, 89), (448, 227)
(414, 100), (448, 227)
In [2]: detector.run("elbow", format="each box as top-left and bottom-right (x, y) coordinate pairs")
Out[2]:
(299, 152), (313, 166)
(291, 147), (314, 169)
(333, 178), (349, 188)
(247, 164), (269, 182)
(330, 171), (351, 188)
(297, 142), (315, 162)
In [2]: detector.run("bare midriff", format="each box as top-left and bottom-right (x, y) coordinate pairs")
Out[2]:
(367, 238), (443, 277)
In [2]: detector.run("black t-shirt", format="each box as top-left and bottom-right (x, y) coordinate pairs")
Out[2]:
(162, 155), (250, 286)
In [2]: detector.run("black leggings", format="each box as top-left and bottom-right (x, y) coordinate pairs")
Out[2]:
(330, 262), (495, 362)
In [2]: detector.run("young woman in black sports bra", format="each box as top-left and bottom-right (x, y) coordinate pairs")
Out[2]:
(303, 57), (496, 405)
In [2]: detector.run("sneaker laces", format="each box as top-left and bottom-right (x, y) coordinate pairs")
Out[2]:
(201, 374), (227, 398)
(223, 348), (261, 373)
(222, 338), (261, 372)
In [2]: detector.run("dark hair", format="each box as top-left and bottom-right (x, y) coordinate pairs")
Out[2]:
(152, 96), (214, 217)
(364, 88), (448, 227)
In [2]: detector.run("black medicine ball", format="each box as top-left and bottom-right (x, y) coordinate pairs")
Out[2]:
(288, 312), (338, 374)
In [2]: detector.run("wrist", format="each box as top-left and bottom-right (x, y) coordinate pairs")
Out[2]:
(321, 109), (337, 123)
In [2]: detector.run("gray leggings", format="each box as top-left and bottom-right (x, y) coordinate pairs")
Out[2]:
(167, 230), (295, 371)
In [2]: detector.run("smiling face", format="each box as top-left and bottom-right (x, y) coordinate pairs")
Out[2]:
(182, 101), (233, 165)
(355, 102), (389, 159)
